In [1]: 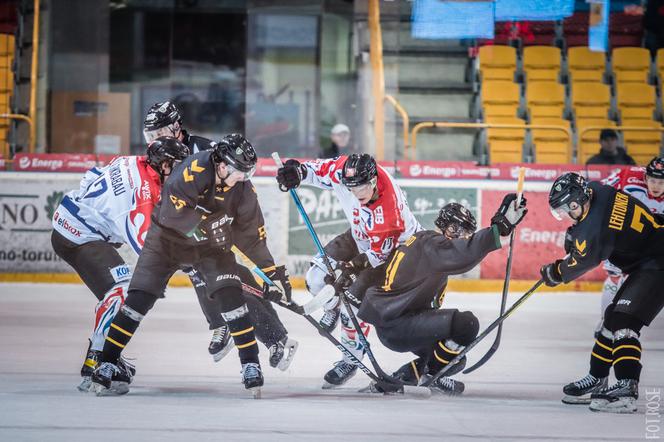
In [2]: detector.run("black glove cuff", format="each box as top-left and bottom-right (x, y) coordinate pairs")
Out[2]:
(349, 253), (370, 270)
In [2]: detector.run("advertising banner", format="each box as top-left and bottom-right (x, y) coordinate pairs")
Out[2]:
(480, 189), (605, 281)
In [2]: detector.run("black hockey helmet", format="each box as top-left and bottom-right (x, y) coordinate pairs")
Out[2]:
(212, 133), (258, 177)
(341, 154), (378, 188)
(435, 202), (477, 239)
(548, 172), (590, 220)
(143, 101), (183, 143)
(646, 156), (664, 179)
(146, 136), (190, 180)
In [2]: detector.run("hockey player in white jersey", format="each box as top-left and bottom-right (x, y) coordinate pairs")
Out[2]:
(51, 137), (190, 391)
(276, 154), (423, 387)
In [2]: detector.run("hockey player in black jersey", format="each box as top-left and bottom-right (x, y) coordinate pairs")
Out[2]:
(90, 134), (292, 397)
(143, 102), (297, 369)
(357, 197), (527, 395)
(540, 172), (664, 413)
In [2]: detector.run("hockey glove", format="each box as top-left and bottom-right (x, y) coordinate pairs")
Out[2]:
(263, 265), (293, 304)
(491, 193), (528, 236)
(540, 261), (564, 287)
(276, 159), (307, 192)
(323, 253), (369, 292)
(202, 214), (233, 252)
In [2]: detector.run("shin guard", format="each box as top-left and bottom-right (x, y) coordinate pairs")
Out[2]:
(222, 304), (259, 365)
(91, 284), (127, 352)
(590, 327), (614, 378)
(612, 328), (642, 381)
(340, 304), (370, 365)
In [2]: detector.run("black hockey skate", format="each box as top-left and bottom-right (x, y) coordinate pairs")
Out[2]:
(322, 360), (357, 389)
(90, 361), (133, 396)
(419, 374), (465, 396)
(208, 325), (233, 363)
(319, 305), (341, 332)
(268, 336), (299, 371)
(78, 345), (101, 392)
(589, 379), (639, 414)
(241, 362), (264, 399)
(562, 374), (608, 405)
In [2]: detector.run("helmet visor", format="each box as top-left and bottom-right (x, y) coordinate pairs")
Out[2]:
(143, 122), (181, 144)
(347, 176), (377, 195)
(226, 162), (256, 181)
(550, 203), (575, 221)
(444, 223), (474, 239)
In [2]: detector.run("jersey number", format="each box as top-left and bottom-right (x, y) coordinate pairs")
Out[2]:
(170, 195), (186, 210)
(630, 206), (664, 233)
(82, 177), (108, 200)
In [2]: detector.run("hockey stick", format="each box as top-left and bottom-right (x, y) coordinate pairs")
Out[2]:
(463, 167), (526, 374)
(237, 240), (429, 397)
(423, 279), (544, 386)
(231, 245), (335, 315)
(272, 152), (428, 396)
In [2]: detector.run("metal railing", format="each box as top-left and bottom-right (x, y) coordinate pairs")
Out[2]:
(384, 94), (411, 160)
(411, 121), (573, 161)
(0, 0), (39, 157)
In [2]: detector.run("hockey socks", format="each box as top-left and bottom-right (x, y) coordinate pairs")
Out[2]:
(428, 339), (463, 375)
(91, 284), (127, 352)
(589, 327), (614, 378)
(222, 304), (259, 364)
(100, 290), (157, 363)
(612, 329), (642, 381)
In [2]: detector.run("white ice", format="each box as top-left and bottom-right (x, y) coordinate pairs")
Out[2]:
(0, 283), (662, 442)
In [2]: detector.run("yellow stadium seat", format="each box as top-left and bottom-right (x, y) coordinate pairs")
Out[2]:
(523, 46), (561, 82)
(484, 115), (525, 124)
(526, 82), (565, 118)
(0, 34), (15, 57)
(0, 91), (10, 114)
(571, 82), (611, 120)
(530, 117), (572, 163)
(612, 47), (650, 84)
(481, 80), (520, 118)
(0, 69), (12, 92)
(478, 45), (517, 82)
(616, 83), (656, 120)
(0, 54), (11, 70)
(621, 119), (662, 145)
(488, 141), (524, 163)
(657, 48), (664, 83)
(487, 117), (525, 163)
(568, 47), (606, 83)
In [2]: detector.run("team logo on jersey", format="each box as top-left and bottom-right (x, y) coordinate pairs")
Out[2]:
(380, 237), (394, 254)
(575, 239), (587, 255)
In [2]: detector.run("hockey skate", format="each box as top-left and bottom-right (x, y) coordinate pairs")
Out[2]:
(589, 379), (639, 414)
(268, 336), (299, 371)
(90, 361), (133, 396)
(208, 325), (233, 363)
(241, 362), (264, 399)
(322, 360), (357, 389)
(562, 374), (608, 405)
(419, 374), (465, 396)
(319, 304), (341, 333)
(78, 345), (101, 392)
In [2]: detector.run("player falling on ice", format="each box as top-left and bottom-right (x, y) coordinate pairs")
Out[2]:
(541, 172), (664, 413)
(358, 198), (527, 395)
(50, 137), (190, 391)
(276, 154), (422, 388)
(143, 102), (298, 368)
(90, 134), (292, 398)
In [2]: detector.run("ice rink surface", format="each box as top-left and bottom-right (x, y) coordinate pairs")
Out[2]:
(1, 283), (662, 442)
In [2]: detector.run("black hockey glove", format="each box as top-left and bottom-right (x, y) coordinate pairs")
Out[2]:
(491, 193), (528, 236)
(202, 214), (233, 252)
(540, 260), (564, 287)
(276, 159), (306, 192)
(323, 254), (369, 292)
(263, 265), (293, 304)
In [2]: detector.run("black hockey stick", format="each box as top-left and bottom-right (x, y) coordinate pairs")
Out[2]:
(272, 152), (428, 396)
(423, 279), (544, 387)
(463, 167), (526, 374)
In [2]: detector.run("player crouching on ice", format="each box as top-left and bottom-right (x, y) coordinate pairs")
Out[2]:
(51, 137), (190, 392)
(357, 198), (526, 395)
(541, 172), (664, 413)
(276, 154), (423, 388)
